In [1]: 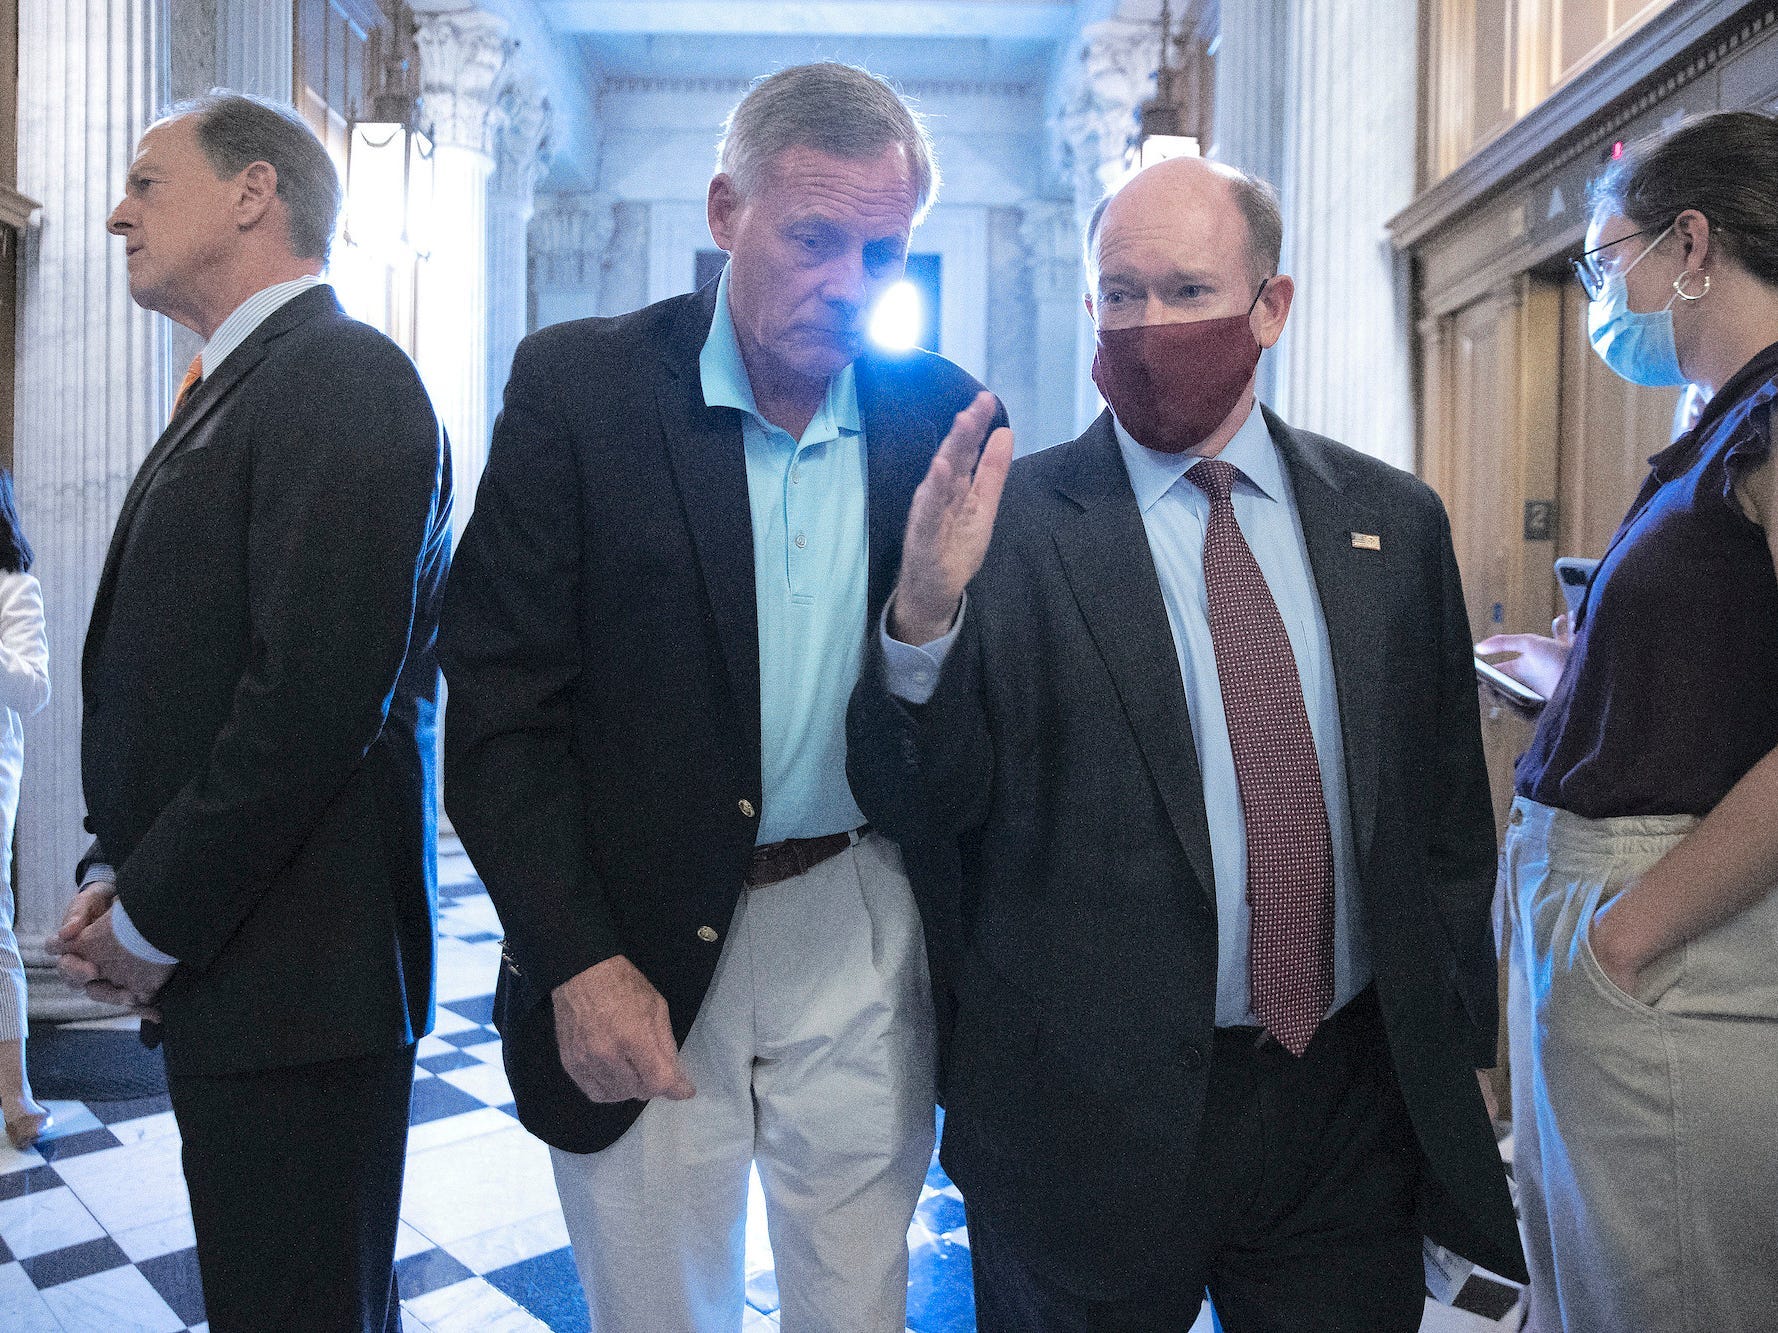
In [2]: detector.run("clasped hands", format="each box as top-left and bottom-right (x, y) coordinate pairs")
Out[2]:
(45, 885), (174, 1014)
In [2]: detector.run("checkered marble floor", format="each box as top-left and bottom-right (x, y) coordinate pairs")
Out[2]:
(1, 842), (1525, 1331)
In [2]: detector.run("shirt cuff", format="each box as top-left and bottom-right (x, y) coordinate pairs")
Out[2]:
(880, 596), (965, 705)
(80, 862), (117, 891)
(111, 901), (180, 966)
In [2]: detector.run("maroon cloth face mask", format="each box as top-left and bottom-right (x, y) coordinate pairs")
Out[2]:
(1091, 285), (1268, 454)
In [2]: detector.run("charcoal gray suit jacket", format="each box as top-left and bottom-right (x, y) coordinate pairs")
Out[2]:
(848, 407), (1526, 1297)
(81, 286), (452, 1076)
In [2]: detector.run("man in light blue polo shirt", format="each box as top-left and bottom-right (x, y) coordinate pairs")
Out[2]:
(443, 64), (1004, 1333)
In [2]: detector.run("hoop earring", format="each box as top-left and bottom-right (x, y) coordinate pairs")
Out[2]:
(1674, 270), (1711, 301)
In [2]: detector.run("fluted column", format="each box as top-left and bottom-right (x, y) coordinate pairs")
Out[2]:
(1264, 0), (1420, 469)
(1051, 19), (1160, 432)
(415, 8), (510, 540)
(1018, 199), (1087, 450)
(14, 0), (168, 1019)
(1210, 0), (1291, 406)
(530, 190), (617, 329)
(216, 0), (293, 102)
(487, 82), (550, 422)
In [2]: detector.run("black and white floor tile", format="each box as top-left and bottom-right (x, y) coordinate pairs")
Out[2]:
(0, 843), (1525, 1331)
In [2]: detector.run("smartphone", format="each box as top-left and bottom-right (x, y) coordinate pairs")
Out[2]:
(1554, 557), (1598, 620)
(1474, 655), (1544, 712)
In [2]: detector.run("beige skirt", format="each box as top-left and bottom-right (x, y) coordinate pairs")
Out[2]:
(1502, 795), (1778, 1333)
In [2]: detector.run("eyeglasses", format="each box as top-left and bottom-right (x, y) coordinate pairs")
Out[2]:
(1569, 225), (1662, 300)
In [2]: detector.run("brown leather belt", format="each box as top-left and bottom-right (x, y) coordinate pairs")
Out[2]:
(745, 826), (869, 888)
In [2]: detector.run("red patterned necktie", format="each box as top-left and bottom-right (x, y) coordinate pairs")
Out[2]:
(1186, 458), (1334, 1056)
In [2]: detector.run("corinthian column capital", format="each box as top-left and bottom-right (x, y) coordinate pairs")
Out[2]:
(415, 9), (512, 158)
(493, 80), (552, 204)
(530, 190), (617, 288)
(1050, 20), (1161, 221)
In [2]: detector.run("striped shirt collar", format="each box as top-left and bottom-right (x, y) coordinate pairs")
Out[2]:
(200, 275), (325, 378)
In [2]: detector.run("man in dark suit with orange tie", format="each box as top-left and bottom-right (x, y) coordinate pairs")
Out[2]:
(849, 155), (1525, 1330)
(51, 92), (450, 1333)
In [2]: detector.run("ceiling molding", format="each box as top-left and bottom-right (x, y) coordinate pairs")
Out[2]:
(601, 74), (1036, 98)
(541, 1), (1078, 40)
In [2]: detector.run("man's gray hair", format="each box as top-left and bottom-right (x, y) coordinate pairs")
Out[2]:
(717, 63), (940, 222)
(157, 91), (342, 261)
(1083, 162), (1284, 289)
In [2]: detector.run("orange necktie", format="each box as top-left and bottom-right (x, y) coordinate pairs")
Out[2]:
(171, 355), (203, 421)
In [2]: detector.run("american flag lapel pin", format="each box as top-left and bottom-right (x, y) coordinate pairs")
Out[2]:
(1351, 532), (1381, 551)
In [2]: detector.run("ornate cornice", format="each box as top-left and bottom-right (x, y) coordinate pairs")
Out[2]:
(599, 76), (1035, 100)
(1392, 0), (1776, 250)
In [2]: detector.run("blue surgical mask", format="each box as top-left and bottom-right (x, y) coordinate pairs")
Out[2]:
(1586, 221), (1692, 387)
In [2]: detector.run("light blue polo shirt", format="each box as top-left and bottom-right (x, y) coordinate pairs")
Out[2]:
(700, 266), (870, 845)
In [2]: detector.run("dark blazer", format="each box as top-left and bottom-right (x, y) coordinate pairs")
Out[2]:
(81, 285), (452, 1077)
(847, 408), (1526, 1297)
(439, 281), (995, 1154)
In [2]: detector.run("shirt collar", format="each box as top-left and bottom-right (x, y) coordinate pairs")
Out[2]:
(699, 265), (861, 444)
(200, 275), (324, 377)
(1114, 400), (1283, 513)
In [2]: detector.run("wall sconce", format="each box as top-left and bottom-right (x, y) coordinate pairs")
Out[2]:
(1131, 0), (1204, 171)
(347, 91), (435, 260)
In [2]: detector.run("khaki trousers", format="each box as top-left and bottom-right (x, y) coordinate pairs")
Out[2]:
(550, 831), (936, 1333)
(1503, 796), (1778, 1333)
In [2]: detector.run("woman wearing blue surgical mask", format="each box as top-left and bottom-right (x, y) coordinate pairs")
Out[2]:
(1477, 110), (1778, 1333)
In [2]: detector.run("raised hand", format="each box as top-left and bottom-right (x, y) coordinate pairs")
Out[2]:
(552, 954), (696, 1104)
(890, 391), (1015, 646)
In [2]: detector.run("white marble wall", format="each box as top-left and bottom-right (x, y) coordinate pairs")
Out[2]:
(1215, 0), (1420, 469)
(14, 0), (169, 1019)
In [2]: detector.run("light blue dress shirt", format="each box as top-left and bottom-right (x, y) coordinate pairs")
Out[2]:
(885, 405), (1371, 1026)
(701, 266), (870, 846)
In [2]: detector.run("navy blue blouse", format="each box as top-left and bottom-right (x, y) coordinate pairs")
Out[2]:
(1517, 341), (1778, 818)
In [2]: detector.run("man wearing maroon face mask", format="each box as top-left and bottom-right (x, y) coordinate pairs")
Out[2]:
(846, 156), (1524, 1330)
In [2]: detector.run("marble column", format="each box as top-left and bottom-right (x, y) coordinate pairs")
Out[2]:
(14, 0), (168, 1019)
(487, 82), (550, 427)
(414, 7), (510, 542)
(1018, 199), (1087, 451)
(1217, 0), (1421, 468)
(216, 0), (294, 103)
(1051, 20), (1160, 432)
(530, 190), (617, 330)
(1210, 0), (1291, 406)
